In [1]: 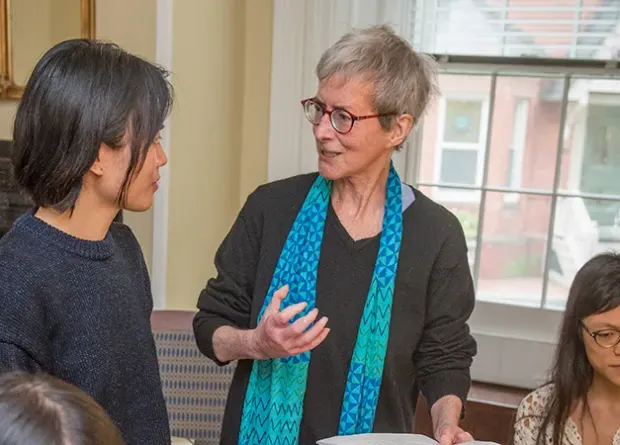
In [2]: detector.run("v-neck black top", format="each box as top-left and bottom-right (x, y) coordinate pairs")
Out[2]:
(194, 173), (477, 445)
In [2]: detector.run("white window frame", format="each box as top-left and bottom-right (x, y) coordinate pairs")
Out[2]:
(434, 95), (489, 202)
(266, 0), (620, 390)
(503, 98), (529, 204)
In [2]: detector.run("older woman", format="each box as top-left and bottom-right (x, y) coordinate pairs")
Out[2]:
(194, 25), (477, 445)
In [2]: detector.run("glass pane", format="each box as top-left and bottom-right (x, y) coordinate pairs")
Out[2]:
(410, 0), (620, 60)
(439, 149), (478, 185)
(560, 78), (620, 210)
(418, 74), (492, 185)
(486, 75), (564, 191)
(477, 192), (552, 308)
(443, 100), (483, 143)
(546, 196), (620, 310)
(418, 185), (479, 271)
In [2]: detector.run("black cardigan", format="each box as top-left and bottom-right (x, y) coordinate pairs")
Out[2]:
(194, 173), (477, 445)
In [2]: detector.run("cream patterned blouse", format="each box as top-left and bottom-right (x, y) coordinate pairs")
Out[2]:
(514, 385), (620, 445)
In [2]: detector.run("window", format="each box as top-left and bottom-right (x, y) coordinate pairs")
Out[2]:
(413, 0), (620, 312)
(410, 0), (620, 60)
(408, 0), (620, 386)
(435, 98), (488, 201)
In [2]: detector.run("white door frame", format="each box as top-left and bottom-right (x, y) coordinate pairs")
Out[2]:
(151, 0), (174, 308)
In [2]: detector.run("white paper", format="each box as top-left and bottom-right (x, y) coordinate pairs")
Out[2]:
(317, 434), (500, 445)
(317, 434), (439, 445)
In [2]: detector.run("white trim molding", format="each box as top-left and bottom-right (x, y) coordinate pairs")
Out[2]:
(469, 301), (562, 389)
(151, 0), (174, 309)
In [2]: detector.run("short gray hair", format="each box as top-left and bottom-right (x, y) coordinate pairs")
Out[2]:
(316, 24), (438, 129)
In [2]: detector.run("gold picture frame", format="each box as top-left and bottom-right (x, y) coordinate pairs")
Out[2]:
(0, 0), (95, 100)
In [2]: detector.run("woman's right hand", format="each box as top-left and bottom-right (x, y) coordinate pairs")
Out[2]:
(249, 285), (330, 360)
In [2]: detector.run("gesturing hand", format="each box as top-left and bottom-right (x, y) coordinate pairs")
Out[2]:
(250, 285), (330, 360)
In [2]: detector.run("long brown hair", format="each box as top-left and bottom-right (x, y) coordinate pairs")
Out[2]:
(0, 372), (125, 445)
(535, 252), (620, 445)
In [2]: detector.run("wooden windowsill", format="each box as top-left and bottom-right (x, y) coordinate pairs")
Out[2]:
(467, 381), (530, 409)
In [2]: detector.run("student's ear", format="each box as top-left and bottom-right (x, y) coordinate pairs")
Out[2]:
(90, 143), (114, 176)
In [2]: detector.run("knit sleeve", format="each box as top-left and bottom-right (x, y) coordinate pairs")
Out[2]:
(414, 214), (476, 410)
(0, 275), (49, 373)
(193, 190), (263, 366)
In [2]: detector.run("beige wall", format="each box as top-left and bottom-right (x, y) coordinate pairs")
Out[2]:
(239, 1), (272, 205)
(165, 0), (272, 309)
(0, 104), (15, 140)
(96, 0), (158, 272)
(12, 0), (81, 84)
(12, 0), (52, 85)
(50, 0), (82, 54)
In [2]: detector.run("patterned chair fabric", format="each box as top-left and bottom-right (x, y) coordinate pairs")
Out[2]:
(151, 311), (235, 445)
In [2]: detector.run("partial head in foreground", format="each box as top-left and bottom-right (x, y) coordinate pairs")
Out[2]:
(0, 372), (125, 445)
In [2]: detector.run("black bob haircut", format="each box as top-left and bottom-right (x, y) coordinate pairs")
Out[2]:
(12, 38), (174, 211)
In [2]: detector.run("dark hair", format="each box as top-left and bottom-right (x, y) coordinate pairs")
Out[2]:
(12, 38), (174, 211)
(0, 372), (125, 445)
(534, 251), (620, 445)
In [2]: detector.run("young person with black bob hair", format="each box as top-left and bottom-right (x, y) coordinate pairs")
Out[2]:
(0, 372), (125, 445)
(0, 39), (174, 445)
(514, 252), (620, 445)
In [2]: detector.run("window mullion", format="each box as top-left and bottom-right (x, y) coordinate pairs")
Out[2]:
(540, 75), (572, 309)
(570, 0), (583, 58)
(472, 74), (498, 288)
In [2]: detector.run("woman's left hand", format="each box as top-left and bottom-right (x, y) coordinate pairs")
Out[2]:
(435, 424), (474, 445)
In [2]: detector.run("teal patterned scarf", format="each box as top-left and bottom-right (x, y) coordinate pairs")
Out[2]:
(238, 164), (403, 445)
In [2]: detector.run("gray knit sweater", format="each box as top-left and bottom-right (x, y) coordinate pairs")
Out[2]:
(0, 210), (170, 445)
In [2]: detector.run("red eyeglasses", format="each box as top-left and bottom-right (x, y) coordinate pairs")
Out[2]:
(301, 98), (394, 134)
